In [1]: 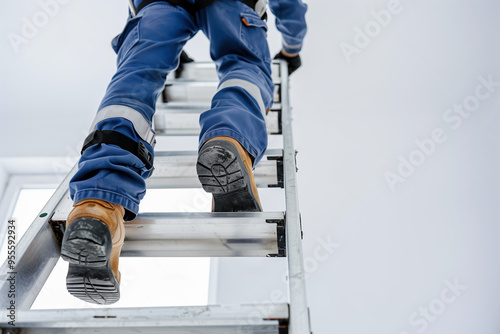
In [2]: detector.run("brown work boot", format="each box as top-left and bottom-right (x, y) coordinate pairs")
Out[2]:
(196, 136), (262, 212)
(61, 199), (125, 305)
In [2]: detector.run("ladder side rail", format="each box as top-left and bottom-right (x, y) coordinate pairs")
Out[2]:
(280, 60), (311, 334)
(0, 164), (77, 310)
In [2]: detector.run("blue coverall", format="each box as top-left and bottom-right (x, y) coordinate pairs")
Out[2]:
(69, 0), (307, 219)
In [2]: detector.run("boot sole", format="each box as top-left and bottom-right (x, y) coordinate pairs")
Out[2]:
(196, 140), (261, 212)
(61, 218), (119, 305)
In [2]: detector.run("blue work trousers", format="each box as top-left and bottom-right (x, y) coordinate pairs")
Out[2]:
(69, 0), (274, 219)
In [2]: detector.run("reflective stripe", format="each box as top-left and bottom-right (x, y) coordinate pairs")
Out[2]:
(89, 105), (156, 145)
(282, 40), (302, 49)
(218, 79), (266, 116)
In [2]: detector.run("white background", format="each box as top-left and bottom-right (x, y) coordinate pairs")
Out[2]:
(1, 0), (500, 333)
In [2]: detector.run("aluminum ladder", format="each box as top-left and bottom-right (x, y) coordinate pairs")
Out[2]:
(0, 60), (311, 333)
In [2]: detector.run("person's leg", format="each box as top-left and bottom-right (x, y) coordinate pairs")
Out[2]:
(197, 0), (274, 164)
(63, 2), (199, 305)
(195, 0), (273, 211)
(70, 3), (198, 219)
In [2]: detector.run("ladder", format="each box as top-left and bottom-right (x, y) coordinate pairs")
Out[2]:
(0, 60), (311, 333)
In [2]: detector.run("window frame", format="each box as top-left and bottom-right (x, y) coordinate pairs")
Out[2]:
(0, 174), (61, 252)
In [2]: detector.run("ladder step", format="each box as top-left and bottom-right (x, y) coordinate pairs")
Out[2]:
(6, 326), (280, 334)
(159, 81), (281, 105)
(154, 103), (282, 136)
(51, 212), (286, 257)
(167, 61), (282, 82)
(10, 303), (288, 333)
(147, 149), (283, 189)
(157, 101), (282, 111)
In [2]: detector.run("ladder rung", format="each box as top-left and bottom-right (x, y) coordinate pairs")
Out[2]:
(147, 149), (283, 189)
(154, 102), (282, 136)
(161, 81), (281, 104)
(160, 62), (282, 106)
(156, 101), (282, 111)
(50, 212), (286, 257)
(166, 77), (281, 85)
(168, 61), (282, 82)
(4, 327), (279, 334)
(8, 326), (280, 334)
(9, 303), (288, 332)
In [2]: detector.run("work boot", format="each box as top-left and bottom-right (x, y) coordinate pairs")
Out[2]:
(196, 136), (262, 212)
(61, 199), (125, 305)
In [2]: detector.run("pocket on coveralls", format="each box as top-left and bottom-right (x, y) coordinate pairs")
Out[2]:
(111, 15), (142, 64)
(239, 11), (270, 62)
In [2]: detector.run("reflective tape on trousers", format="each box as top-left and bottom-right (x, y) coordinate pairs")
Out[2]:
(89, 105), (156, 145)
(217, 79), (266, 116)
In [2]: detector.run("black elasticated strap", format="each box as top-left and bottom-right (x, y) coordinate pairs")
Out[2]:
(238, 0), (258, 11)
(135, 0), (259, 16)
(82, 130), (154, 170)
(136, 0), (218, 15)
